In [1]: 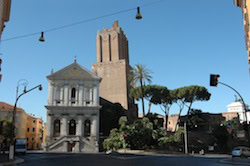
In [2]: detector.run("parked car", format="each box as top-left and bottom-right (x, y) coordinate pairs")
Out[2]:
(232, 146), (250, 158)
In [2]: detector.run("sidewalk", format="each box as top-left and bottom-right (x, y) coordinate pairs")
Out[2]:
(219, 157), (250, 166)
(118, 149), (250, 165)
(0, 154), (24, 166)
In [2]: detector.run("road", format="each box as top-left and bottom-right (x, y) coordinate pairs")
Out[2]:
(16, 153), (231, 166)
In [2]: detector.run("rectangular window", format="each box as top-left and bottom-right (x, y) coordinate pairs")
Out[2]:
(27, 128), (29, 132)
(33, 128), (35, 132)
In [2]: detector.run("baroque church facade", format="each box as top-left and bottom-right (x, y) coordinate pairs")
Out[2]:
(45, 60), (101, 152)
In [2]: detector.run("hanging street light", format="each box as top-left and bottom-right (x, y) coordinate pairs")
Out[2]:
(39, 32), (45, 42)
(135, 7), (142, 20)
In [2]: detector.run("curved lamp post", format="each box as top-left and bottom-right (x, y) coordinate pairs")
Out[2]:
(9, 82), (42, 160)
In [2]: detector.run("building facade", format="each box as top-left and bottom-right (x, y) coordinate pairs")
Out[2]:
(0, 102), (44, 149)
(167, 112), (239, 132)
(0, 0), (10, 40)
(0, 0), (11, 82)
(227, 99), (250, 123)
(26, 114), (43, 150)
(45, 60), (101, 152)
(0, 102), (27, 139)
(234, 0), (250, 65)
(92, 21), (137, 121)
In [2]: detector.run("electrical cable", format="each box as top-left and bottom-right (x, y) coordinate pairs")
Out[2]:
(1, 0), (168, 42)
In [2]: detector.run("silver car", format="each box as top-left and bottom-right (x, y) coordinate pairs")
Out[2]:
(232, 146), (250, 158)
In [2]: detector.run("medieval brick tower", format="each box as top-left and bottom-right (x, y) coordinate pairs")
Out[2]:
(92, 21), (137, 120)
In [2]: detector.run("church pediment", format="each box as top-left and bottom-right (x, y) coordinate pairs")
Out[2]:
(47, 61), (101, 81)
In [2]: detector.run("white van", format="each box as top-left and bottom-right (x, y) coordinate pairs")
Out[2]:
(15, 138), (27, 154)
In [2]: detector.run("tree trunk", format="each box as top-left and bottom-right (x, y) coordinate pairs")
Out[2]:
(174, 102), (184, 132)
(187, 102), (193, 116)
(165, 112), (169, 130)
(140, 79), (145, 117)
(148, 102), (152, 114)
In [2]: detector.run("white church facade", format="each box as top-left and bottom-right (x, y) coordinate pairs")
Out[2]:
(227, 99), (250, 123)
(44, 60), (101, 152)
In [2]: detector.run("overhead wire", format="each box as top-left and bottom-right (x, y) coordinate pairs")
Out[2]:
(1, 0), (168, 42)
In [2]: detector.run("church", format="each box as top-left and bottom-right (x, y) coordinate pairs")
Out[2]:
(44, 59), (101, 152)
(44, 21), (137, 152)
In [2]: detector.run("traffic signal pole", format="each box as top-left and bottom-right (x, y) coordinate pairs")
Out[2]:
(218, 82), (248, 123)
(218, 82), (250, 146)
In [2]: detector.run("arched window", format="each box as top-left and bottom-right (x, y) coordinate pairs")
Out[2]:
(84, 119), (91, 137)
(71, 88), (76, 103)
(53, 119), (60, 137)
(69, 119), (76, 135)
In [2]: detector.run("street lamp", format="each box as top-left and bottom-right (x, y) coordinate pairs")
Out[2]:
(9, 81), (42, 160)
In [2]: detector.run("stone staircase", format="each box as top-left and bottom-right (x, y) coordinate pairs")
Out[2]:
(45, 135), (98, 152)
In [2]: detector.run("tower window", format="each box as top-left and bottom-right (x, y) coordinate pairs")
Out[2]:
(109, 34), (112, 61)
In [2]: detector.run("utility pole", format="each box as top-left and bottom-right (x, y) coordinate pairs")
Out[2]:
(184, 122), (188, 154)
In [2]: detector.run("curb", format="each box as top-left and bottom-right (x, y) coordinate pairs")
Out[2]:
(219, 158), (250, 166)
(0, 157), (24, 166)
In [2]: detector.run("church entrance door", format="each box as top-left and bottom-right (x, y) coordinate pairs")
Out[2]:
(67, 142), (75, 152)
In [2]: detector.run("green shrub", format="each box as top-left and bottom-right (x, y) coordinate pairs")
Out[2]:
(103, 129), (124, 151)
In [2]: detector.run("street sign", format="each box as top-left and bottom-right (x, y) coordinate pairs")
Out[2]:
(226, 122), (232, 128)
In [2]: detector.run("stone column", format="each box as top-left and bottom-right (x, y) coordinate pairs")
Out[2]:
(60, 88), (64, 105)
(83, 87), (87, 106)
(61, 116), (67, 136)
(52, 85), (56, 106)
(64, 85), (69, 106)
(79, 86), (83, 106)
(89, 88), (93, 106)
(48, 82), (53, 105)
(46, 114), (52, 142)
(63, 141), (68, 152)
(76, 117), (83, 136)
(91, 117), (97, 137)
(95, 114), (100, 141)
(93, 86), (97, 106)
(75, 142), (80, 152)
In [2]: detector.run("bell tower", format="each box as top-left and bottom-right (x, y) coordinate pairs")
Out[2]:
(92, 21), (137, 120)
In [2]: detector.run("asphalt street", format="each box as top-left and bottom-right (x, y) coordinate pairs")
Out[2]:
(16, 153), (232, 166)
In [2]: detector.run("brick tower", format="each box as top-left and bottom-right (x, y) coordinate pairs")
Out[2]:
(92, 21), (137, 120)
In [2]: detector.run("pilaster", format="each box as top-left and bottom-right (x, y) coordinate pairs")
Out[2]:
(76, 117), (83, 136)
(79, 85), (83, 106)
(64, 85), (69, 106)
(61, 116), (67, 136)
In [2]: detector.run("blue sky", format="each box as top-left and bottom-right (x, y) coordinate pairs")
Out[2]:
(0, 0), (249, 121)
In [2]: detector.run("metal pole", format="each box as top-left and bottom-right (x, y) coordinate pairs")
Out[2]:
(184, 122), (188, 154)
(218, 82), (250, 146)
(9, 84), (42, 160)
(218, 82), (248, 122)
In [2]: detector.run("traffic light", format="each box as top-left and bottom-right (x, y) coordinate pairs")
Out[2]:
(210, 74), (220, 87)
(243, 121), (249, 131)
